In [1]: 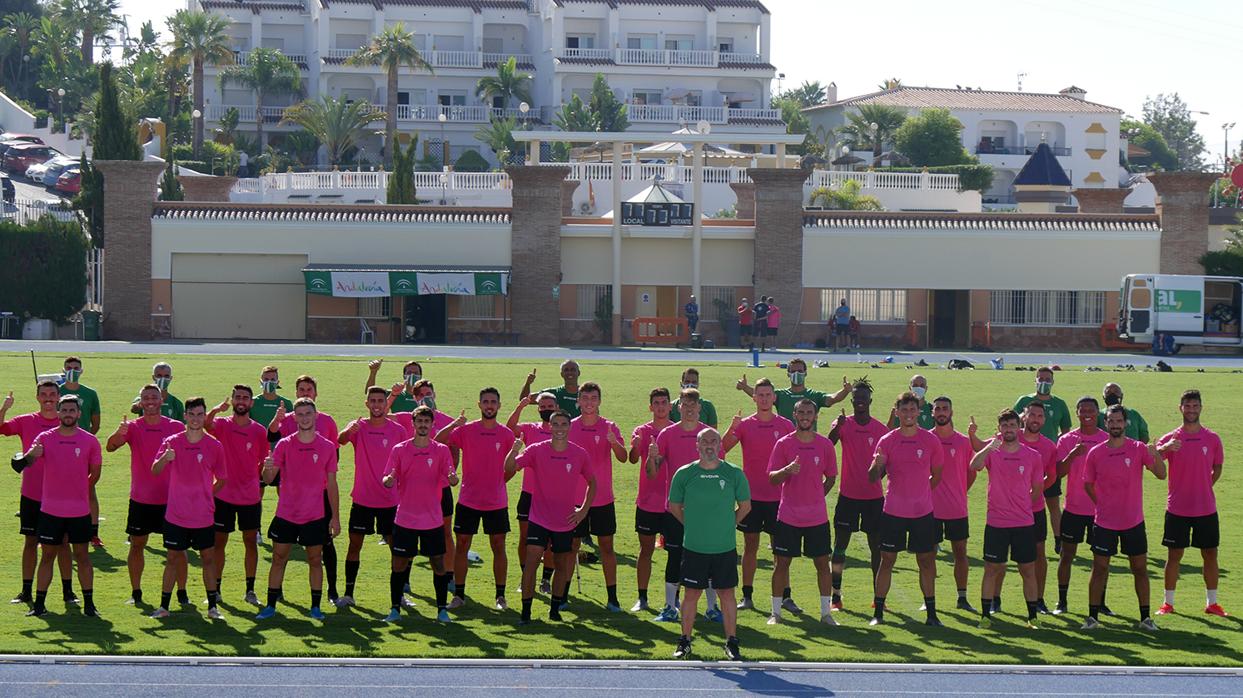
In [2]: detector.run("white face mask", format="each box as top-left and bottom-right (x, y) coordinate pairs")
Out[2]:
(911, 386), (927, 400)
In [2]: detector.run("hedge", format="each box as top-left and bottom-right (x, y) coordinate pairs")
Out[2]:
(0, 216), (90, 323)
(872, 164), (994, 193)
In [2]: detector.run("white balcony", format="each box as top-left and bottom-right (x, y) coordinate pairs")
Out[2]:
(555, 48), (767, 68)
(207, 105), (290, 122)
(324, 48), (532, 69)
(558, 47), (613, 61)
(231, 50), (308, 67)
(718, 52), (764, 65)
(626, 105), (782, 124)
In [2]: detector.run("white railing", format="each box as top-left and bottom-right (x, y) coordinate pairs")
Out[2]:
(395, 104), (491, 122)
(482, 53), (533, 65)
(718, 52), (764, 65)
(556, 48), (760, 68)
(617, 48), (666, 65)
(429, 50), (483, 68)
(668, 49), (718, 67)
(806, 169), (962, 192)
(555, 162), (753, 184)
(232, 51), (308, 67)
(628, 104), (727, 123)
(326, 47), (360, 61)
(207, 105), (290, 122)
(726, 108), (782, 121)
(558, 48), (612, 61)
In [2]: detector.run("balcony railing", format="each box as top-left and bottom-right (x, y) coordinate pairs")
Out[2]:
(559, 47), (613, 61)
(325, 48), (533, 69)
(976, 144), (1071, 156)
(718, 52), (764, 65)
(626, 105), (781, 124)
(206, 105), (290, 122)
(555, 48), (768, 68)
(231, 50), (308, 68)
(482, 53), (534, 66)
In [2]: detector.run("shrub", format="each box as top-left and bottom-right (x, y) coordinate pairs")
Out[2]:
(0, 217), (91, 323)
(454, 149), (490, 172)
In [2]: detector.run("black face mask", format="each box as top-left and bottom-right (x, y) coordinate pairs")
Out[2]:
(1103, 394), (1122, 406)
(539, 409), (556, 422)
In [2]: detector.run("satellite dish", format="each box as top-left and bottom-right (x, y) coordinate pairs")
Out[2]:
(696, 120), (711, 135)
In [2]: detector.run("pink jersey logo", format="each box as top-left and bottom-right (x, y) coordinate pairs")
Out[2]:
(426, 457), (434, 467)
(495, 443), (501, 451)
(1018, 465), (1025, 474)
(772, 431), (779, 439)
(949, 448), (956, 457)
(245, 442), (252, 451)
(867, 437), (874, 446)
(197, 453), (203, 463)
(1203, 446), (1209, 455)
(382, 439), (389, 447)
(916, 449), (923, 459)
(566, 463), (572, 472)
(312, 453), (319, 463)
(74, 447), (81, 458)
(814, 456), (820, 465)
(594, 435), (600, 444)
(1124, 457), (1131, 467)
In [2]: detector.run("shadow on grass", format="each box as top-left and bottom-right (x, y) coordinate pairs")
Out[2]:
(19, 609), (135, 653)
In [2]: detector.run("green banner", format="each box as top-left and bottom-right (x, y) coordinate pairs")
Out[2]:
(1156, 289), (1200, 313)
(390, 271), (419, 296)
(304, 271), (333, 296)
(303, 270), (508, 297)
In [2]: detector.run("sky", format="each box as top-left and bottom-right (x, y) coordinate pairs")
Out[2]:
(118, 0), (1243, 166)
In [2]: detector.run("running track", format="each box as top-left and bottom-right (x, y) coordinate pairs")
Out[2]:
(0, 657), (1239, 696)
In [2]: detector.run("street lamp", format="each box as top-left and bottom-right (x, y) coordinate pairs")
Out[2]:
(870, 121), (880, 167)
(192, 108), (203, 158)
(438, 111), (447, 172)
(56, 88), (65, 133)
(1223, 122), (1236, 173)
(439, 171), (448, 206)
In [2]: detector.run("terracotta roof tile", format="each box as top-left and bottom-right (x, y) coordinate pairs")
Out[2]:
(804, 86), (1122, 114)
(153, 202), (512, 224)
(802, 210), (1158, 231)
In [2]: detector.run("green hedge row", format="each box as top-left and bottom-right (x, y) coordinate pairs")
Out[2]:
(0, 216), (90, 323)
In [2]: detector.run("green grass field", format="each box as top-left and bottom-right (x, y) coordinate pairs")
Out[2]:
(0, 350), (1238, 664)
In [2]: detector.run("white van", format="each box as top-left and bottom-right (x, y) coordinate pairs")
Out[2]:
(1119, 274), (1243, 353)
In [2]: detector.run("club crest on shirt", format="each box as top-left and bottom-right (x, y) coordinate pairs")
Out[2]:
(197, 453), (203, 463)
(495, 443), (501, 451)
(949, 448), (956, 457)
(594, 435), (600, 444)
(772, 431), (780, 439)
(1018, 465), (1025, 474)
(566, 463), (572, 472)
(814, 456), (820, 465)
(312, 453), (319, 463)
(1124, 457), (1131, 467)
(383, 439), (389, 447)
(74, 447), (81, 458)
(916, 449), (923, 459)
(427, 457), (434, 467)
(1203, 446), (1209, 455)
(719, 480), (725, 490)
(868, 437), (875, 446)
(246, 442), (252, 451)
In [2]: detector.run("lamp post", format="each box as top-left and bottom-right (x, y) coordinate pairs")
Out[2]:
(56, 88), (65, 133)
(517, 101), (530, 165)
(870, 121), (880, 167)
(439, 171), (448, 206)
(192, 109), (202, 159)
(1223, 122), (1236, 174)
(438, 111), (447, 171)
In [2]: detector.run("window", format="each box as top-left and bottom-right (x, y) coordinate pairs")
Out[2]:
(358, 297), (391, 319)
(566, 35), (594, 49)
(819, 289), (906, 323)
(699, 286), (735, 322)
(626, 35), (656, 50)
(576, 284), (610, 320)
(632, 90), (662, 105)
(482, 37), (503, 53)
(718, 39), (734, 53)
(665, 37), (692, 51)
(989, 291), (1105, 326)
(438, 92), (466, 106)
(457, 295), (496, 319)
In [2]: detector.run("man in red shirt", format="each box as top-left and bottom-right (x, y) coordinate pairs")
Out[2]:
(205, 384), (269, 605)
(17, 395), (102, 617)
(737, 298), (754, 349)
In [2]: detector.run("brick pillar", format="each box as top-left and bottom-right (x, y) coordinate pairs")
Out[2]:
(560, 179), (580, 216)
(749, 167), (809, 347)
(507, 165), (569, 346)
(178, 175), (237, 202)
(95, 160), (166, 341)
(1072, 187), (1129, 214)
(729, 181), (755, 219)
(1148, 172), (1220, 274)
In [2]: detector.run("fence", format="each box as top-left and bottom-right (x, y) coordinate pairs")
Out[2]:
(4, 198), (78, 226)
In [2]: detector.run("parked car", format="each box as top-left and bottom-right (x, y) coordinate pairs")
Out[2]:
(26, 155), (75, 183)
(0, 139), (35, 158)
(0, 133), (43, 146)
(3, 143), (57, 176)
(40, 157), (78, 188)
(54, 166), (81, 194)
(0, 172), (13, 203)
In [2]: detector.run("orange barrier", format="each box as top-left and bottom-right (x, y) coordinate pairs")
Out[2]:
(1099, 322), (1134, 350)
(632, 317), (689, 347)
(971, 321), (992, 349)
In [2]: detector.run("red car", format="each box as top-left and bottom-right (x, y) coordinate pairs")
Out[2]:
(0, 133), (43, 146)
(54, 167), (81, 194)
(3, 142), (57, 175)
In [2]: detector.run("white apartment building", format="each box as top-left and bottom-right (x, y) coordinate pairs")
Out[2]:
(802, 85), (1124, 207)
(193, 0), (783, 166)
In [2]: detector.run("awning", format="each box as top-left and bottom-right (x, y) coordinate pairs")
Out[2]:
(303, 264), (509, 297)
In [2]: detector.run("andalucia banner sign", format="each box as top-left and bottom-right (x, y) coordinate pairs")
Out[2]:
(305, 271), (508, 297)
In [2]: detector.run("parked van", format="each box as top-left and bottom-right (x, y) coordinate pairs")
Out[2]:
(1119, 273), (1243, 353)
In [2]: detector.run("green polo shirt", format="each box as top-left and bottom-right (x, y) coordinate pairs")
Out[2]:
(888, 401), (934, 430)
(1013, 393), (1071, 442)
(391, 391), (419, 414)
(540, 386), (581, 418)
(670, 396), (719, 429)
(775, 388), (832, 421)
(1096, 406), (1150, 442)
(59, 383), (100, 431)
(132, 392), (184, 422)
(251, 394), (293, 430)
(668, 459), (750, 554)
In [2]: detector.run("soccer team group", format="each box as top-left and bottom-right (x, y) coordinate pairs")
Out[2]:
(0, 355), (1226, 660)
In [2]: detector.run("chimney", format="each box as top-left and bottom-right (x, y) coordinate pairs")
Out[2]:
(1059, 86), (1087, 101)
(826, 81), (837, 104)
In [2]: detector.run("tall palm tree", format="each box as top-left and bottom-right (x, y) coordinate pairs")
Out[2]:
(167, 9), (233, 157)
(474, 56), (532, 112)
(4, 12), (39, 93)
(281, 95), (385, 166)
(839, 104), (907, 166)
(878, 77), (903, 91)
(347, 22), (432, 168)
(219, 48), (302, 150)
(57, 0), (124, 66)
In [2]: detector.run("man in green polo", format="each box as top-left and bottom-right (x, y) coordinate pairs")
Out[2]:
(365, 359), (424, 413)
(130, 361), (184, 422)
(520, 360), (582, 418)
(58, 356), (100, 434)
(669, 368), (718, 429)
(736, 358), (850, 421)
(1096, 383), (1149, 442)
(250, 365), (293, 431)
(888, 374), (933, 429)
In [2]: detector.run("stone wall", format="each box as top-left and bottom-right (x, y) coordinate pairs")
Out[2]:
(1149, 172), (1220, 275)
(507, 165), (569, 345)
(749, 167), (809, 348)
(95, 160), (166, 340)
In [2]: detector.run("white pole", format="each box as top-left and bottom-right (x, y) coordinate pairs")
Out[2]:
(611, 142), (623, 345)
(691, 142), (704, 302)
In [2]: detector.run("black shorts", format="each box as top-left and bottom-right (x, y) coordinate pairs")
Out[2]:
(1032, 509), (1048, 544)
(934, 516), (970, 543)
(572, 502), (617, 538)
(662, 514), (685, 551)
(681, 549), (739, 590)
(1059, 511), (1094, 544)
(349, 503), (397, 537)
(635, 507), (666, 536)
(19, 496), (40, 536)
(879, 512), (937, 554)
(740, 323), (753, 337)
(1091, 522), (1147, 558)
(737, 499), (779, 535)
(526, 521), (574, 554)
(214, 498), (262, 533)
(516, 491), (532, 522)
(834, 495), (884, 534)
(391, 524), (446, 559)
(773, 521), (831, 558)
(1043, 478), (1062, 498)
(37, 512), (91, 545)
(164, 521), (215, 551)
(453, 503), (510, 536)
(1162, 512), (1220, 550)
(268, 515), (327, 548)
(441, 486), (454, 519)
(126, 500), (167, 537)
(983, 524), (1036, 564)
(834, 324), (850, 336)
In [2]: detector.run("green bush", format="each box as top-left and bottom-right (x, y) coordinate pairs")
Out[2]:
(872, 164), (994, 193)
(0, 217), (90, 323)
(454, 149), (490, 172)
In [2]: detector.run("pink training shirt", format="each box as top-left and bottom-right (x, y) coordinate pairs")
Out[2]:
(768, 432), (838, 527)
(1, 413), (61, 501)
(725, 413), (794, 502)
(210, 417), (268, 506)
(984, 445), (1044, 528)
(1056, 428), (1109, 517)
(122, 416), (185, 506)
(1020, 433), (1058, 514)
(568, 416), (621, 506)
(767, 306), (782, 329)
(33, 427), (101, 518)
(271, 433), (338, 524)
(385, 439), (455, 531)
(932, 430), (972, 521)
(835, 416), (889, 500)
(1158, 426), (1223, 518)
(346, 418), (407, 509)
(632, 420), (673, 514)
(390, 410), (455, 440)
(156, 432), (227, 529)
(515, 440), (593, 533)
(1083, 439), (1154, 532)
(875, 428), (943, 519)
(517, 421), (553, 494)
(656, 422), (708, 511)
(278, 412), (340, 443)
(447, 420), (516, 512)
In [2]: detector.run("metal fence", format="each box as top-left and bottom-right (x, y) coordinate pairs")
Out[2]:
(4, 198), (77, 226)
(988, 290), (1105, 326)
(818, 289), (907, 323)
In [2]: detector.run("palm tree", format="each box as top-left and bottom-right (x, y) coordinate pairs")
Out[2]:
(838, 104), (907, 166)
(475, 115), (520, 163)
(57, 0), (124, 66)
(475, 56), (532, 112)
(219, 48), (303, 150)
(167, 9), (234, 157)
(4, 12), (39, 93)
(783, 80), (825, 108)
(281, 95), (385, 166)
(878, 77), (903, 91)
(347, 22), (432, 168)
